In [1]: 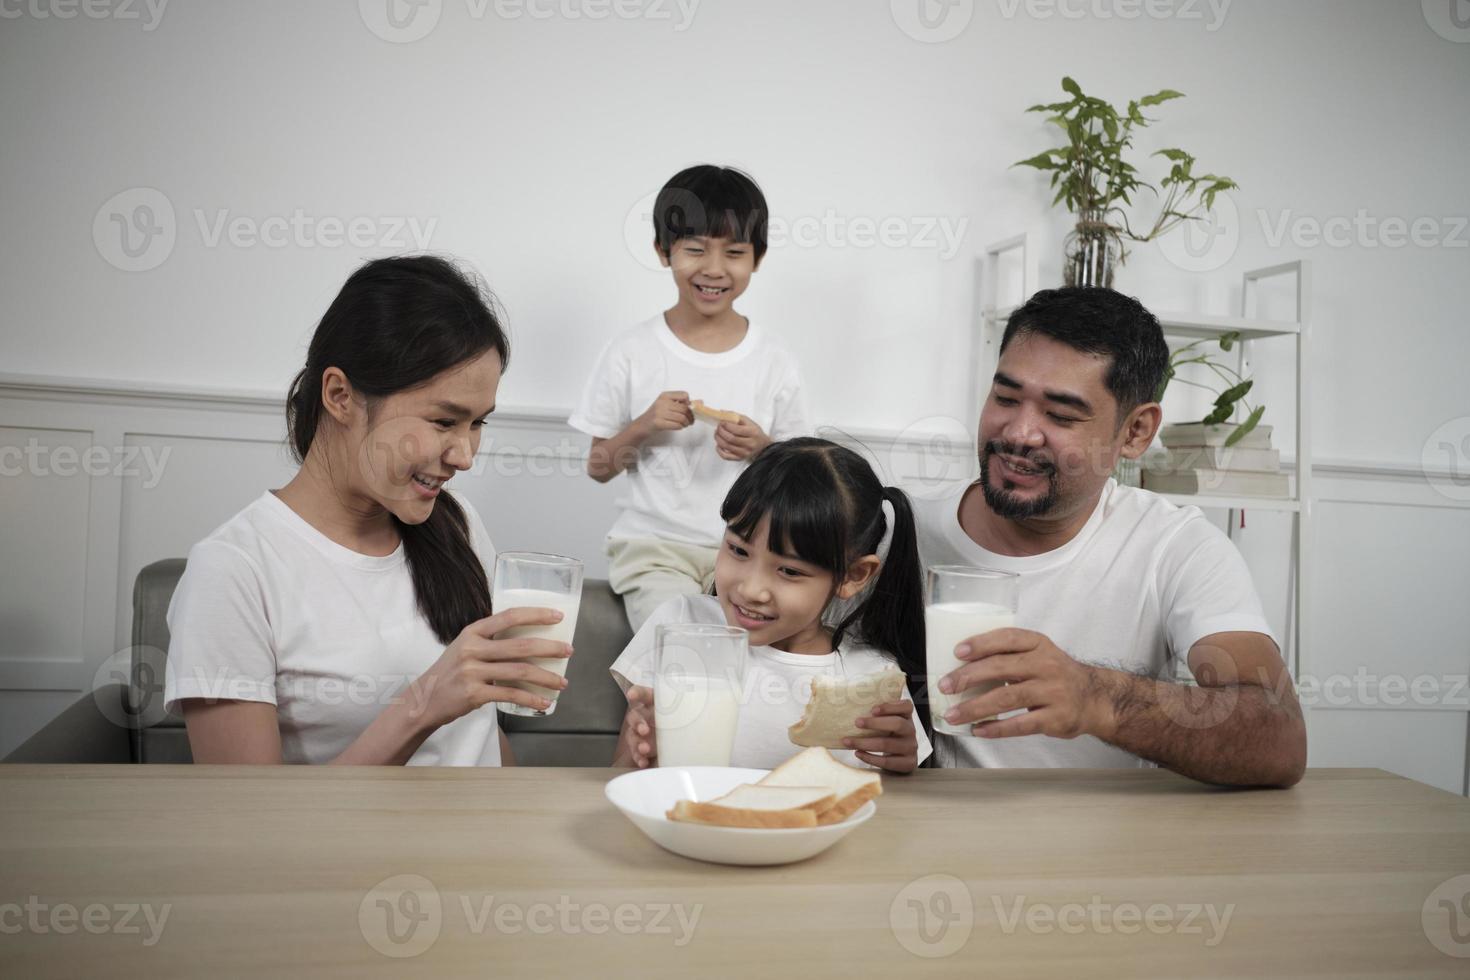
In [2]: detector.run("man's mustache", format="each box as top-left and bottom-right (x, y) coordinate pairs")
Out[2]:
(984, 441), (1055, 474)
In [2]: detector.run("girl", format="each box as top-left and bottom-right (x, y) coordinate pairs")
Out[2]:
(611, 437), (932, 773)
(163, 256), (572, 765)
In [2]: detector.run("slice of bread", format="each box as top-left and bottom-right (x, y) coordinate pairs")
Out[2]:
(667, 784), (836, 829)
(788, 669), (908, 748)
(759, 747), (882, 825)
(690, 400), (743, 425)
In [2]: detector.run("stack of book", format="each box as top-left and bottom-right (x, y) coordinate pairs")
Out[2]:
(1141, 423), (1289, 497)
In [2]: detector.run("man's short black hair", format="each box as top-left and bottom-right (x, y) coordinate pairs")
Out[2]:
(653, 165), (768, 263)
(999, 287), (1170, 420)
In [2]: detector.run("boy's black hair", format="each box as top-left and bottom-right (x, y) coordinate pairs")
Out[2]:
(999, 287), (1170, 423)
(653, 164), (769, 263)
(721, 438), (930, 741)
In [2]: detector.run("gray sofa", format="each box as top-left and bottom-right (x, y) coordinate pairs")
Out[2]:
(5, 559), (632, 766)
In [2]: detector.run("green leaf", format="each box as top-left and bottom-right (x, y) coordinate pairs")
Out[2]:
(1153, 148), (1191, 162)
(1202, 404), (1233, 426)
(1013, 152), (1058, 170)
(1217, 331), (1239, 352)
(1224, 405), (1265, 446)
(1061, 76), (1082, 97)
(1138, 88), (1185, 107)
(1213, 379), (1253, 406)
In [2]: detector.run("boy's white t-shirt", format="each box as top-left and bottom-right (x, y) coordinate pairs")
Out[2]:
(609, 595), (933, 770)
(163, 489), (503, 766)
(568, 315), (810, 547)
(912, 478), (1277, 771)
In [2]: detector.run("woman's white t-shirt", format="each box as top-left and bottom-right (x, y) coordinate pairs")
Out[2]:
(163, 489), (503, 766)
(609, 595), (933, 769)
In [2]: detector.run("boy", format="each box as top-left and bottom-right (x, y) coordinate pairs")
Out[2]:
(570, 165), (810, 630)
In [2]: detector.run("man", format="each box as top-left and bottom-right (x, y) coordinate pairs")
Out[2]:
(916, 287), (1306, 787)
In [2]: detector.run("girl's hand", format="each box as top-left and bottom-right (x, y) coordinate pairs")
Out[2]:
(614, 686), (658, 768)
(714, 416), (771, 461)
(404, 607), (573, 731)
(844, 700), (919, 773)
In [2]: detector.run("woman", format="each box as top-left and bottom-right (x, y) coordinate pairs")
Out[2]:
(163, 256), (570, 764)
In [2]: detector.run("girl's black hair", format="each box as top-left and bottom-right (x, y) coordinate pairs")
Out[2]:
(285, 255), (508, 644)
(720, 438), (930, 737)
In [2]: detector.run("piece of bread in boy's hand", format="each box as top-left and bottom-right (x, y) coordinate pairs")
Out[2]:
(787, 669), (908, 749)
(666, 784), (836, 829)
(759, 746), (883, 825)
(690, 399), (743, 425)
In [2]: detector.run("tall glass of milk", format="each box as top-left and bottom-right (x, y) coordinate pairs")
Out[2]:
(926, 565), (1018, 736)
(492, 552), (584, 717)
(653, 624), (748, 768)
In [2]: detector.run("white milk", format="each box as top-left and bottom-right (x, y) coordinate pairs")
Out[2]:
(925, 601), (1016, 736)
(654, 675), (741, 768)
(491, 587), (581, 703)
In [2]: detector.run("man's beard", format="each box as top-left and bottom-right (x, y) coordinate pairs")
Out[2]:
(977, 441), (1060, 519)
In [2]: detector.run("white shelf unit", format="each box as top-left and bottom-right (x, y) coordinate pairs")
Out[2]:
(978, 237), (1313, 683)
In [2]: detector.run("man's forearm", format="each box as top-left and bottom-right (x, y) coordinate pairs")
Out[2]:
(1087, 667), (1307, 788)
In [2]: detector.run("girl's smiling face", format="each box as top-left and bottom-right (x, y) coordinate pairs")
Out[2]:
(714, 515), (879, 655)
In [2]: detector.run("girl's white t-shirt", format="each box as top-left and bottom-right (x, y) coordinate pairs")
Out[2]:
(609, 595), (933, 770)
(163, 489), (503, 766)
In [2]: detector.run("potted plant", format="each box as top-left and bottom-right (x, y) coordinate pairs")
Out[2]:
(1014, 77), (1240, 287)
(1156, 331), (1264, 447)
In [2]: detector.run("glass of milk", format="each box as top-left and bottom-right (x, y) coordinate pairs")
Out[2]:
(492, 552), (584, 717)
(925, 565), (1018, 736)
(653, 624), (748, 768)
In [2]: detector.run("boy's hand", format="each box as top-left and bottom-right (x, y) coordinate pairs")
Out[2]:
(714, 415), (771, 461)
(640, 391), (694, 435)
(843, 700), (919, 773)
(615, 685), (658, 768)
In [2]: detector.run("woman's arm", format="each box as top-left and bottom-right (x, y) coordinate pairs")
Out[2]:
(181, 695), (435, 765)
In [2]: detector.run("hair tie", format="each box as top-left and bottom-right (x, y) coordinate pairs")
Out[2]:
(876, 496), (897, 562)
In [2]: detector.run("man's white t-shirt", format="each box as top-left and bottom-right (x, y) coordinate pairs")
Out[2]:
(912, 478), (1277, 770)
(610, 595), (933, 769)
(163, 490), (503, 766)
(568, 315), (809, 547)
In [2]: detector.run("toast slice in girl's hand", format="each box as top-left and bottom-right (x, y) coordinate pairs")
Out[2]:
(787, 669), (907, 749)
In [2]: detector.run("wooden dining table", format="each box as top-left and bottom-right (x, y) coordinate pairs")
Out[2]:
(1, 764), (1467, 978)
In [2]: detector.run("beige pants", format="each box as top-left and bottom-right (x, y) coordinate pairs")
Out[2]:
(605, 537), (719, 632)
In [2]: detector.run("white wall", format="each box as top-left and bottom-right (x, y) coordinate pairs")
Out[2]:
(2, 0), (1468, 787)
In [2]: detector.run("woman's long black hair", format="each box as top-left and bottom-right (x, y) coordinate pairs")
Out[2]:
(720, 438), (929, 733)
(285, 255), (507, 644)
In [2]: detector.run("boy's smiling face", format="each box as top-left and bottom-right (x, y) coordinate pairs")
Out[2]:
(659, 234), (758, 318)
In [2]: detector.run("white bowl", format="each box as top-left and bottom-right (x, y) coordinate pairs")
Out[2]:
(604, 766), (876, 866)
